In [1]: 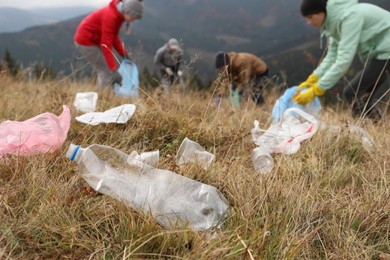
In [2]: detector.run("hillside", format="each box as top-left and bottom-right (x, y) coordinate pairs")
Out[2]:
(0, 0), (389, 86)
(0, 76), (389, 259)
(0, 7), (57, 33)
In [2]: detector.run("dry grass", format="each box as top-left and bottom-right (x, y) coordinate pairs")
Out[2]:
(0, 76), (389, 259)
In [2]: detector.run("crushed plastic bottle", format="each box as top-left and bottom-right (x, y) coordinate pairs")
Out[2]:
(66, 143), (229, 230)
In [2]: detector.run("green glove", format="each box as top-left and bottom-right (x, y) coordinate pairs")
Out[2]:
(293, 83), (325, 105)
(230, 87), (240, 108)
(298, 74), (319, 91)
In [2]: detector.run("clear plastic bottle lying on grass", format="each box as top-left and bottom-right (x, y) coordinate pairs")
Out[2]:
(66, 143), (229, 230)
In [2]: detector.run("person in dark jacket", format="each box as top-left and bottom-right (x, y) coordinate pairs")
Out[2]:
(214, 51), (269, 107)
(294, 0), (390, 122)
(74, 0), (143, 88)
(154, 38), (183, 92)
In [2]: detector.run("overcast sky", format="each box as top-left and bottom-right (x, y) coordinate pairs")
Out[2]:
(0, 0), (108, 9)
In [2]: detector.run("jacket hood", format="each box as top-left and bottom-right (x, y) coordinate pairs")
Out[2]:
(323, 0), (357, 30)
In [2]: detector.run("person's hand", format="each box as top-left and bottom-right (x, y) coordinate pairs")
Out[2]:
(293, 83), (325, 105)
(177, 70), (183, 77)
(165, 67), (173, 76)
(112, 70), (122, 85)
(297, 74), (319, 91)
(123, 52), (131, 61)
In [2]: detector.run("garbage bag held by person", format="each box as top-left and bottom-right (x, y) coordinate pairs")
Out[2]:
(271, 86), (321, 123)
(74, 0), (143, 88)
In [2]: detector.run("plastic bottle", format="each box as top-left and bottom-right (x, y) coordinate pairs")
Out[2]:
(252, 146), (274, 174)
(66, 143), (229, 230)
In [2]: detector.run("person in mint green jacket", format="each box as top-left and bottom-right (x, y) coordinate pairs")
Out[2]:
(294, 0), (390, 122)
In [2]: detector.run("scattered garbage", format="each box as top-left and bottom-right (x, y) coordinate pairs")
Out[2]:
(271, 86), (321, 123)
(129, 150), (160, 167)
(0, 105), (70, 158)
(66, 143), (229, 230)
(251, 120), (264, 143)
(176, 137), (215, 169)
(252, 108), (319, 174)
(114, 59), (139, 97)
(252, 146), (274, 174)
(73, 92), (98, 113)
(319, 123), (375, 151)
(75, 104), (136, 125)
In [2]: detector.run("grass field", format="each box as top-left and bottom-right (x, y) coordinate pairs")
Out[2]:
(0, 76), (389, 259)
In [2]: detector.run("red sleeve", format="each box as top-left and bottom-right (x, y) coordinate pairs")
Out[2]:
(100, 11), (123, 71)
(113, 36), (126, 57)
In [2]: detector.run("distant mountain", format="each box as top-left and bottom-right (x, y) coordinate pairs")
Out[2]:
(0, 7), (57, 33)
(0, 0), (389, 86)
(28, 6), (95, 21)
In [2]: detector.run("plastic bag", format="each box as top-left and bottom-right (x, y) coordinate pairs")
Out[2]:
(0, 105), (70, 158)
(114, 60), (139, 97)
(254, 108), (319, 155)
(66, 143), (228, 230)
(75, 104), (136, 125)
(271, 86), (321, 123)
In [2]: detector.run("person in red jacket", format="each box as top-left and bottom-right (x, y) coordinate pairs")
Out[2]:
(74, 0), (143, 88)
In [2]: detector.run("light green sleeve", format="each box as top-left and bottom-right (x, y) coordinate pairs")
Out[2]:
(315, 14), (363, 90)
(313, 37), (337, 78)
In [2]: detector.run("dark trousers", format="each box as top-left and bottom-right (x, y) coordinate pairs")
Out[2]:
(160, 66), (178, 85)
(251, 70), (269, 105)
(343, 59), (389, 120)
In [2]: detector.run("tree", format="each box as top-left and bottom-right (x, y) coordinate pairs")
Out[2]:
(4, 49), (20, 77)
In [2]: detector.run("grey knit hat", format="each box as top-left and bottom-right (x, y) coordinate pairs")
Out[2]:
(123, 0), (144, 19)
(167, 38), (182, 51)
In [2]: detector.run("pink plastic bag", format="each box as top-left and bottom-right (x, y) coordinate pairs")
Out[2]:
(0, 105), (71, 158)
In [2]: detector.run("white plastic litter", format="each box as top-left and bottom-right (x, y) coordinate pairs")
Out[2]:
(129, 150), (160, 167)
(176, 137), (215, 169)
(75, 104), (136, 125)
(73, 92), (98, 113)
(66, 143), (229, 230)
(319, 123), (375, 151)
(252, 146), (274, 174)
(252, 108), (319, 174)
(251, 120), (264, 143)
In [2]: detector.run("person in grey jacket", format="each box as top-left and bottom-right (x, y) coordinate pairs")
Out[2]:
(294, 0), (390, 122)
(154, 38), (183, 91)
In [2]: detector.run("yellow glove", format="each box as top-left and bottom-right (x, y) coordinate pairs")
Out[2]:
(293, 83), (325, 105)
(297, 74), (319, 91)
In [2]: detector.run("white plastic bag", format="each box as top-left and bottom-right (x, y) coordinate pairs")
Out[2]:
(75, 104), (136, 125)
(254, 108), (319, 155)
